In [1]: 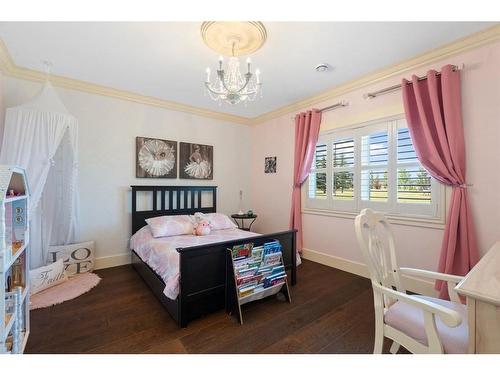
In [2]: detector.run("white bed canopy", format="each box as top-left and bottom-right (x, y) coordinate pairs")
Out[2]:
(0, 81), (80, 268)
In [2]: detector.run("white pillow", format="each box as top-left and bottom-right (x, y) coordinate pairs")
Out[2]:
(146, 215), (194, 238)
(30, 259), (68, 295)
(194, 212), (237, 230)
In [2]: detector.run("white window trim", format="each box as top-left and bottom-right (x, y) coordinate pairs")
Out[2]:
(302, 114), (447, 229)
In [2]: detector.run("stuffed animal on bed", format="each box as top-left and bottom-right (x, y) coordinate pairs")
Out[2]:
(193, 218), (212, 236)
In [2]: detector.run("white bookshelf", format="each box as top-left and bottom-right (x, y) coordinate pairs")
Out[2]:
(0, 166), (30, 354)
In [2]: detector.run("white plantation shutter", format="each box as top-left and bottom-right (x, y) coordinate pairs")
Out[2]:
(332, 137), (355, 200)
(396, 125), (432, 204)
(360, 127), (389, 207)
(304, 116), (443, 222)
(308, 142), (327, 202)
(331, 135), (356, 211)
(394, 119), (439, 217)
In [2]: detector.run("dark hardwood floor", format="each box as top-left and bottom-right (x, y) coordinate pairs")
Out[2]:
(25, 259), (398, 354)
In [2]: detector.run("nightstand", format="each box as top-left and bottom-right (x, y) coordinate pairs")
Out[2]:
(231, 213), (257, 231)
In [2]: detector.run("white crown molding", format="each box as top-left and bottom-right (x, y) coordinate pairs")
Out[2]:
(1, 24), (499, 127)
(251, 24), (500, 125)
(0, 38), (252, 126)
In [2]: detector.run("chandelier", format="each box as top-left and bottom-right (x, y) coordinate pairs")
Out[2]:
(201, 22), (266, 105)
(205, 50), (261, 105)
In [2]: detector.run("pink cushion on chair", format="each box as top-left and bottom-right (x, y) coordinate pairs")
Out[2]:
(384, 296), (468, 353)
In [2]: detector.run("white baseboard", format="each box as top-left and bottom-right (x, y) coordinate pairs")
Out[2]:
(302, 248), (436, 297)
(94, 252), (131, 270)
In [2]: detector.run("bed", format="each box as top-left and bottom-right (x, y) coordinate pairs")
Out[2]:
(130, 185), (297, 327)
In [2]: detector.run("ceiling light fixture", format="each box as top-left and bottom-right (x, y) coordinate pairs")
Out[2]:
(202, 22), (265, 105)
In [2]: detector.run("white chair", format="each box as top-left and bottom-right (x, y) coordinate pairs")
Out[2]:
(354, 208), (468, 354)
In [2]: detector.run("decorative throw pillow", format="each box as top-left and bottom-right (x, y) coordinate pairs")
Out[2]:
(47, 241), (95, 276)
(194, 212), (236, 231)
(30, 259), (68, 295)
(146, 215), (194, 238)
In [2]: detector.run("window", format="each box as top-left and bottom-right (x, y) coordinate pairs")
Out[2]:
(308, 142), (327, 200)
(305, 116), (443, 222)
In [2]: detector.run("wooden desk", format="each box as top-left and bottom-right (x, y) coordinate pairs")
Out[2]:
(455, 241), (500, 353)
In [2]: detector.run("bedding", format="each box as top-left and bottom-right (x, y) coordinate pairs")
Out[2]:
(145, 214), (194, 238)
(130, 225), (260, 299)
(194, 212), (236, 230)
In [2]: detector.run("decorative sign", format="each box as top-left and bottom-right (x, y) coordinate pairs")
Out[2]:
(30, 259), (68, 294)
(47, 241), (95, 276)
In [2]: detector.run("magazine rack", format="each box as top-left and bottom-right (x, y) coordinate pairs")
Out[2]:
(226, 240), (291, 324)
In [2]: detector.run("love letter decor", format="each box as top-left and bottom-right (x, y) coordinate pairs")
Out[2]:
(47, 241), (95, 276)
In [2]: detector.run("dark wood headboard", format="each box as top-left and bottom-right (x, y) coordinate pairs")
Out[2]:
(131, 185), (217, 234)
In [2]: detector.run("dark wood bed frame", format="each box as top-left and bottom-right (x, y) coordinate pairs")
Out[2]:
(130, 185), (297, 327)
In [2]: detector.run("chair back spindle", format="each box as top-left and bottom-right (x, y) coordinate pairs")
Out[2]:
(355, 208), (405, 306)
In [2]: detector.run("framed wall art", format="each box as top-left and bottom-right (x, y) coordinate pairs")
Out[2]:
(179, 142), (213, 180)
(265, 156), (277, 173)
(136, 137), (177, 178)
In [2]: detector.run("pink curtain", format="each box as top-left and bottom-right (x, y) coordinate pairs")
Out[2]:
(289, 109), (322, 253)
(402, 64), (479, 299)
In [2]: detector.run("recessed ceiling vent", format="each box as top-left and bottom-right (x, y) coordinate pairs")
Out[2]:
(315, 63), (332, 72)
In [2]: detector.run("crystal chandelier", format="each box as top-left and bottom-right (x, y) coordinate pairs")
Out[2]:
(204, 47), (262, 105)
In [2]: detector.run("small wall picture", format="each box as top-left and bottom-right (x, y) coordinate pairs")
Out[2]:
(136, 137), (177, 178)
(179, 142), (213, 180)
(265, 156), (277, 173)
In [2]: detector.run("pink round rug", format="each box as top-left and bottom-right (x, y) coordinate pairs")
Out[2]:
(30, 272), (102, 310)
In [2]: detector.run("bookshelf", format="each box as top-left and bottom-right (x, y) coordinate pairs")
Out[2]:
(226, 240), (291, 324)
(0, 166), (30, 354)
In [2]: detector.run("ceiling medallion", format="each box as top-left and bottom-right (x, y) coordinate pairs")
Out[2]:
(202, 22), (266, 105)
(201, 22), (267, 56)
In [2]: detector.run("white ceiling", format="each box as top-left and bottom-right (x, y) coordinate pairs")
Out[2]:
(0, 22), (495, 118)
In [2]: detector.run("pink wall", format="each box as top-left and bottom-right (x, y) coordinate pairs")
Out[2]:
(250, 41), (500, 272)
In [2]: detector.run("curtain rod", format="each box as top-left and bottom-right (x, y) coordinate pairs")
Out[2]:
(363, 64), (464, 99)
(292, 100), (348, 120)
(319, 100), (349, 112)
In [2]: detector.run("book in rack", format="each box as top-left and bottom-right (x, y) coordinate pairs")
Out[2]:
(0, 166), (30, 354)
(226, 240), (291, 324)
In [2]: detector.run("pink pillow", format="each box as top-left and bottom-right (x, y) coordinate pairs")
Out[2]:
(195, 212), (236, 230)
(146, 215), (194, 238)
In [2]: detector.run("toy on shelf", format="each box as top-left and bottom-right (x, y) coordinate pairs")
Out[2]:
(6, 189), (23, 198)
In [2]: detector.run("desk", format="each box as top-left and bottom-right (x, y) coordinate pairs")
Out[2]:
(455, 241), (500, 353)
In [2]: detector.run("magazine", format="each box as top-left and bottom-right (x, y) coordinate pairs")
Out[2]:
(232, 243), (253, 259)
(263, 252), (282, 266)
